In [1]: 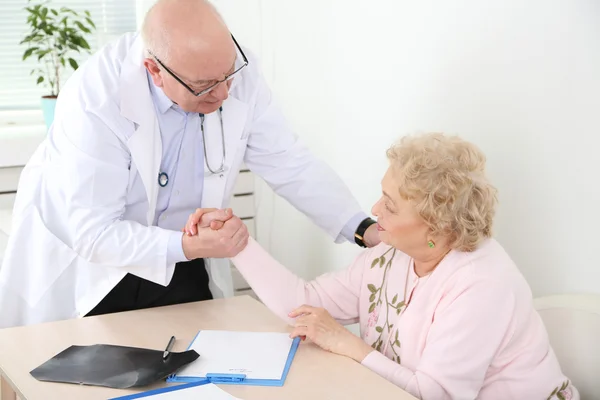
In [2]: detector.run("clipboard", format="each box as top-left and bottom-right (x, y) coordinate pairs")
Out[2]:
(166, 330), (301, 387)
(108, 380), (242, 399)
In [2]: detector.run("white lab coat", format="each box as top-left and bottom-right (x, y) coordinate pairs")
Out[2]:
(0, 33), (362, 328)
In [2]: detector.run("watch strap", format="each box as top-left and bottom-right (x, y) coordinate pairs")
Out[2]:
(354, 217), (376, 248)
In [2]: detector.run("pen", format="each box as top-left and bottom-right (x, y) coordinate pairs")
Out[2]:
(162, 335), (176, 360)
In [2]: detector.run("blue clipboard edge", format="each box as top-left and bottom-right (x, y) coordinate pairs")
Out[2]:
(108, 379), (211, 400)
(166, 331), (301, 387)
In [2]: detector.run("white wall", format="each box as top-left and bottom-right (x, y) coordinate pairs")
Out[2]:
(254, 0), (600, 295)
(253, 1), (362, 280)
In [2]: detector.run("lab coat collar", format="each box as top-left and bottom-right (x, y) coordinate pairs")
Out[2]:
(147, 72), (175, 114)
(119, 34), (155, 125)
(119, 34), (161, 225)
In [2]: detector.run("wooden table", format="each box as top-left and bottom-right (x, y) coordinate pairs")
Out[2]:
(0, 296), (416, 400)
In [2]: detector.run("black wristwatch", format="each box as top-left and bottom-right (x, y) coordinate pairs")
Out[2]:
(354, 217), (377, 248)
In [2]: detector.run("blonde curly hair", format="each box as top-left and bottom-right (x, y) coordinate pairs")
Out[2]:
(386, 133), (498, 252)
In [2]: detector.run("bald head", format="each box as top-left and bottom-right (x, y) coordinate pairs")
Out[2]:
(142, 0), (239, 114)
(142, 0), (230, 63)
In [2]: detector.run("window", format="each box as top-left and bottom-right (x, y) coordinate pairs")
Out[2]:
(0, 0), (137, 111)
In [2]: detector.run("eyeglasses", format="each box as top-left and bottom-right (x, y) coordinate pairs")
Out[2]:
(149, 34), (249, 97)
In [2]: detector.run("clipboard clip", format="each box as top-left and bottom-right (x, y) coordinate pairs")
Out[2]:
(206, 373), (247, 383)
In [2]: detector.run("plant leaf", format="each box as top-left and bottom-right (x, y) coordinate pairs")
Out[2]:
(395, 340), (401, 347)
(379, 256), (385, 267)
(367, 284), (377, 293)
(396, 308), (401, 315)
(391, 294), (398, 304)
(74, 21), (91, 33)
(557, 392), (565, 400)
(36, 76), (44, 84)
(560, 381), (569, 391)
(395, 330), (399, 341)
(85, 17), (96, 29)
(370, 258), (378, 268)
(369, 293), (375, 302)
(375, 326), (383, 333)
(20, 33), (41, 43)
(397, 300), (405, 309)
(37, 49), (52, 61)
(68, 58), (79, 70)
(368, 303), (376, 313)
(376, 341), (382, 351)
(22, 47), (39, 60)
(51, 9), (58, 16)
(78, 37), (90, 50)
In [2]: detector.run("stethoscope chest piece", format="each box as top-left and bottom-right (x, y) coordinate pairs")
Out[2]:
(158, 172), (169, 187)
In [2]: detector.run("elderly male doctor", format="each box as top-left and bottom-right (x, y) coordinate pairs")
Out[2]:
(0, 0), (379, 328)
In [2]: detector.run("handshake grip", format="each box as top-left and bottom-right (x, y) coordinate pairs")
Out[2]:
(181, 208), (249, 260)
(185, 208), (232, 235)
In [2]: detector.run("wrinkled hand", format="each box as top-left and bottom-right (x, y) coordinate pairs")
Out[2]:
(363, 223), (381, 247)
(289, 305), (373, 362)
(181, 208), (249, 260)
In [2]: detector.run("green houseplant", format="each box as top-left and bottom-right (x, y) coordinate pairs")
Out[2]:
(20, 0), (96, 128)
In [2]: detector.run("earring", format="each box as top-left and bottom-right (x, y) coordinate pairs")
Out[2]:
(427, 240), (435, 249)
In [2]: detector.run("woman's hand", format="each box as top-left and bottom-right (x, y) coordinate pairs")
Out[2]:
(183, 208), (230, 235)
(289, 305), (373, 362)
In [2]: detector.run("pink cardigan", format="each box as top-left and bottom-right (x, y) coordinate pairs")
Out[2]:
(232, 238), (577, 400)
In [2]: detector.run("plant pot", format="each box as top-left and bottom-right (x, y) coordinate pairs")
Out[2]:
(41, 96), (57, 130)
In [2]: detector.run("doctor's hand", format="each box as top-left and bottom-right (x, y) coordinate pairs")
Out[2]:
(183, 207), (230, 235)
(289, 305), (373, 363)
(363, 223), (381, 247)
(181, 208), (248, 260)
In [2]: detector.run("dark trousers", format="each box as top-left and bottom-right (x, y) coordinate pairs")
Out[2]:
(86, 258), (212, 316)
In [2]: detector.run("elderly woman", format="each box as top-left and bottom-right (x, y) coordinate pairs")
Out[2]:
(186, 133), (577, 399)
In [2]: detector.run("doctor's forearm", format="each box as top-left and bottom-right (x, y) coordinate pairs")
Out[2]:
(73, 220), (175, 269)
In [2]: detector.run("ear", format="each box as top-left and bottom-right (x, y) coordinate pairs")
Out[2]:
(143, 58), (164, 88)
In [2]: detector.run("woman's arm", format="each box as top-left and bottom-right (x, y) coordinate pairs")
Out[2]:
(231, 238), (370, 325)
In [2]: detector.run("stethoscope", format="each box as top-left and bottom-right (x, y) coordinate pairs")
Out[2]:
(158, 107), (225, 188)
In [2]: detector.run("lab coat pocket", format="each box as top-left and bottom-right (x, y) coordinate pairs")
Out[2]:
(1, 207), (77, 308)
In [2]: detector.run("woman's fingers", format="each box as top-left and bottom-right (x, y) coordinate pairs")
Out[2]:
(290, 326), (309, 340)
(288, 305), (317, 318)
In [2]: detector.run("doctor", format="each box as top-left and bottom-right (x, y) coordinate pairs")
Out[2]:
(0, 0), (379, 328)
